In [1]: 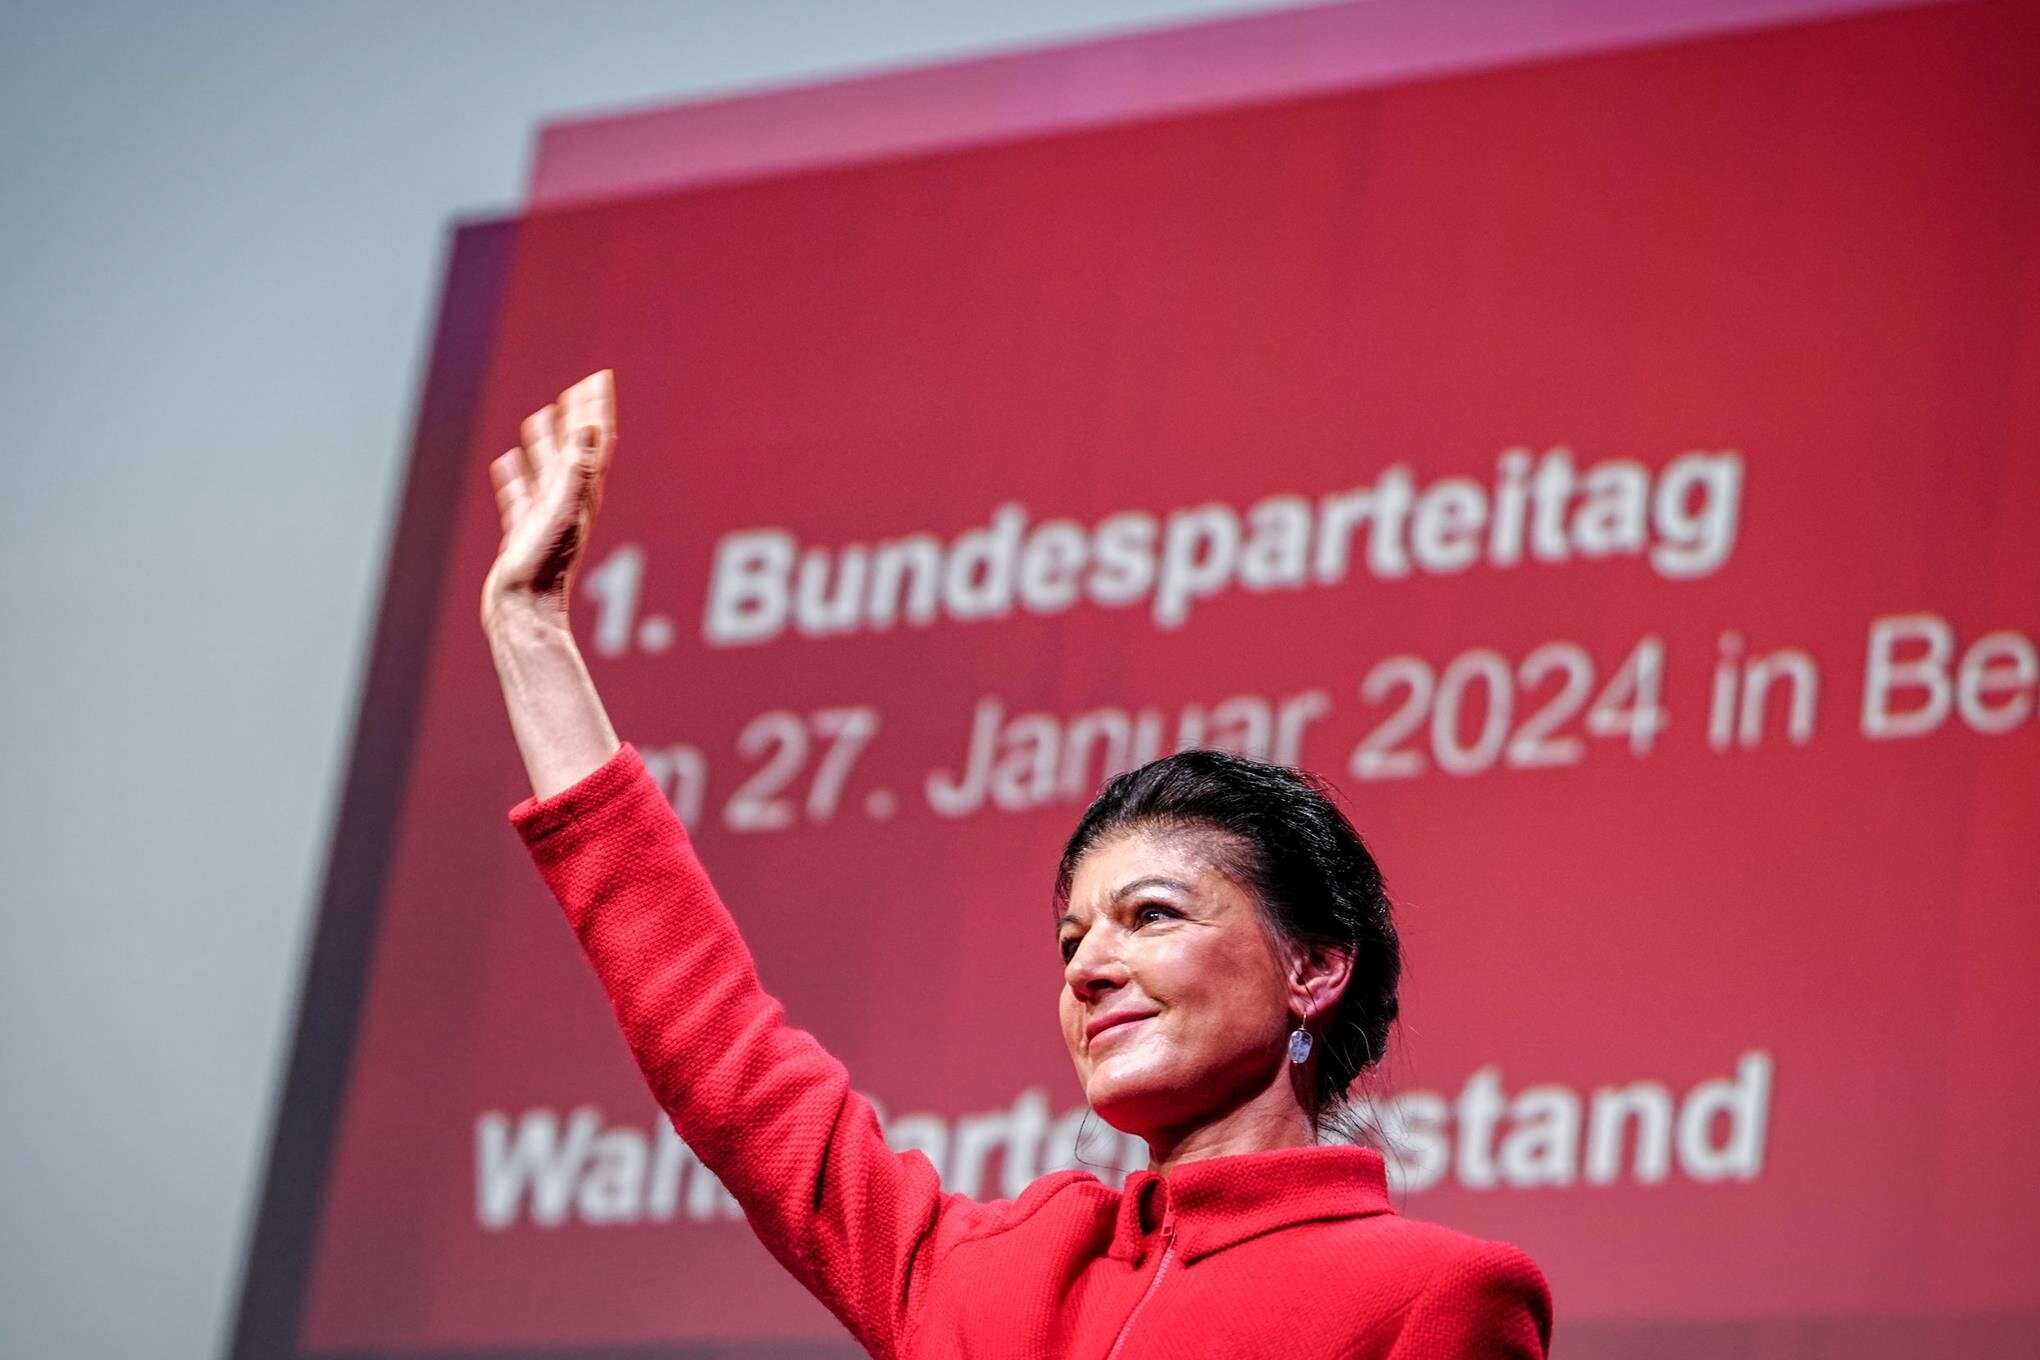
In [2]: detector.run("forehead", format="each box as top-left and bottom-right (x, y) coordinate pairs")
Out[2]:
(1064, 825), (1243, 910)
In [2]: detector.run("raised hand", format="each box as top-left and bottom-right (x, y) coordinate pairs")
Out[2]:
(481, 370), (617, 632)
(480, 371), (624, 799)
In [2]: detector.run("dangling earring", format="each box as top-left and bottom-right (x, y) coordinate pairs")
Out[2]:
(1289, 988), (1317, 1065)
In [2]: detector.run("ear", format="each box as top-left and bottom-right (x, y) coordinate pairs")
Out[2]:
(1289, 942), (1355, 1023)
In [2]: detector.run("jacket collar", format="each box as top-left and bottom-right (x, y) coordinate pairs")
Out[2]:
(1109, 1143), (1395, 1264)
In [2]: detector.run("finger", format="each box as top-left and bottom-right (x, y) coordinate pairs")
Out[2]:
(560, 369), (614, 430)
(521, 403), (561, 481)
(489, 449), (531, 532)
(558, 369), (616, 473)
(490, 444), (534, 497)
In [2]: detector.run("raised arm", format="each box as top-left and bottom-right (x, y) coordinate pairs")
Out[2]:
(479, 375), (969, 1356)
(480, 369), (623, 799)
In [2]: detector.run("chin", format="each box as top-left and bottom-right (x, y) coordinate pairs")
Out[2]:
(1084, 1062), (1199, 1138)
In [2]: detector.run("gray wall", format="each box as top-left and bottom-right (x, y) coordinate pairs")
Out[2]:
(0, 3), (1305, 1355)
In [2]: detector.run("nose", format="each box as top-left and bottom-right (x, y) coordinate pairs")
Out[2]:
(1064, 928), (1129, 1002)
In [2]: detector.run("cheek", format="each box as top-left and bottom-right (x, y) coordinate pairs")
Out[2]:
(1150, 932), (1287, 1045)
(1057, 987), (1083, 1054)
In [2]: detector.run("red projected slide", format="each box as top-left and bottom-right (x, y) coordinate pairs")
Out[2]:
(235, 2), (2038, 1356)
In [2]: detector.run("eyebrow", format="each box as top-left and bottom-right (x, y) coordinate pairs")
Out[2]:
(1055, 876), (1196, 932)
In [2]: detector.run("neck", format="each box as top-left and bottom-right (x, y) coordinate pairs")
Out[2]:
(1144, 1069), (1314, 1178)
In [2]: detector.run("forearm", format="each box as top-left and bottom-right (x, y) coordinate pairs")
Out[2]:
(486, 603), (620, 800)
(511, 750), (954, 1355)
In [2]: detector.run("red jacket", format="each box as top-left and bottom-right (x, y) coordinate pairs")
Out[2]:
(512, 742), (1552, 1358)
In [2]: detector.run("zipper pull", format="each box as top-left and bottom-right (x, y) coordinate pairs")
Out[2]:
(1106, 1210), (1178, 1360)
(1137, 1214), (1174, 1268)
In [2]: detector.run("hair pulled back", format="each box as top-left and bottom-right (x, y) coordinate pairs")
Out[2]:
(1054, 749), (1401, 1132)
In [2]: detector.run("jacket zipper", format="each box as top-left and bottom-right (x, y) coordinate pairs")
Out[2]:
(1103, 1220), (1175, 1360)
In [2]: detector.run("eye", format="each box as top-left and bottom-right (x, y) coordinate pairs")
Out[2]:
(1134, 903), (1177, 927)
(1059, 933), (1081, 964)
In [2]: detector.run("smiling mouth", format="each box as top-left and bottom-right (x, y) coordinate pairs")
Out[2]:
(1087, 1015), (1155, 1051)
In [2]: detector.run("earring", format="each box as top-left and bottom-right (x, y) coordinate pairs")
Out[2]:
(1287, 1027), (1314, 1064)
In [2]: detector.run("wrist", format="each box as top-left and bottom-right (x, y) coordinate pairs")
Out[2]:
(482, 593), (573, 653)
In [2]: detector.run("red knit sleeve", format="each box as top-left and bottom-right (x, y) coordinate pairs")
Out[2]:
(1383, 1241), (1552, 1359)
(509, 742), (965, 1358)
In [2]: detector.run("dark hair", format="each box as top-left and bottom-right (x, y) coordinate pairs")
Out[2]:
(1053, 749), (1401, 1135)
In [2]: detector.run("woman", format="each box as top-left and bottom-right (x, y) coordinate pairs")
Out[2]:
(483, 372), (1552, 1358)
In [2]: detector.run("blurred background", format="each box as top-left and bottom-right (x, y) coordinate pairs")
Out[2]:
(4, 2), (2034, 1358)
(0, 5), (1302, 1356)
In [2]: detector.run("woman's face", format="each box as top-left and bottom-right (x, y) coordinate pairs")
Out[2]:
(1057, 827), (1298, 1138)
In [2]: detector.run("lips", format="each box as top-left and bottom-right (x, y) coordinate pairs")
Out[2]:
(1086, 1010), (1158, 1047)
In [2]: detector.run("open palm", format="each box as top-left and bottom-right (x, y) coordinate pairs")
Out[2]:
(482, 370), (617, 626)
